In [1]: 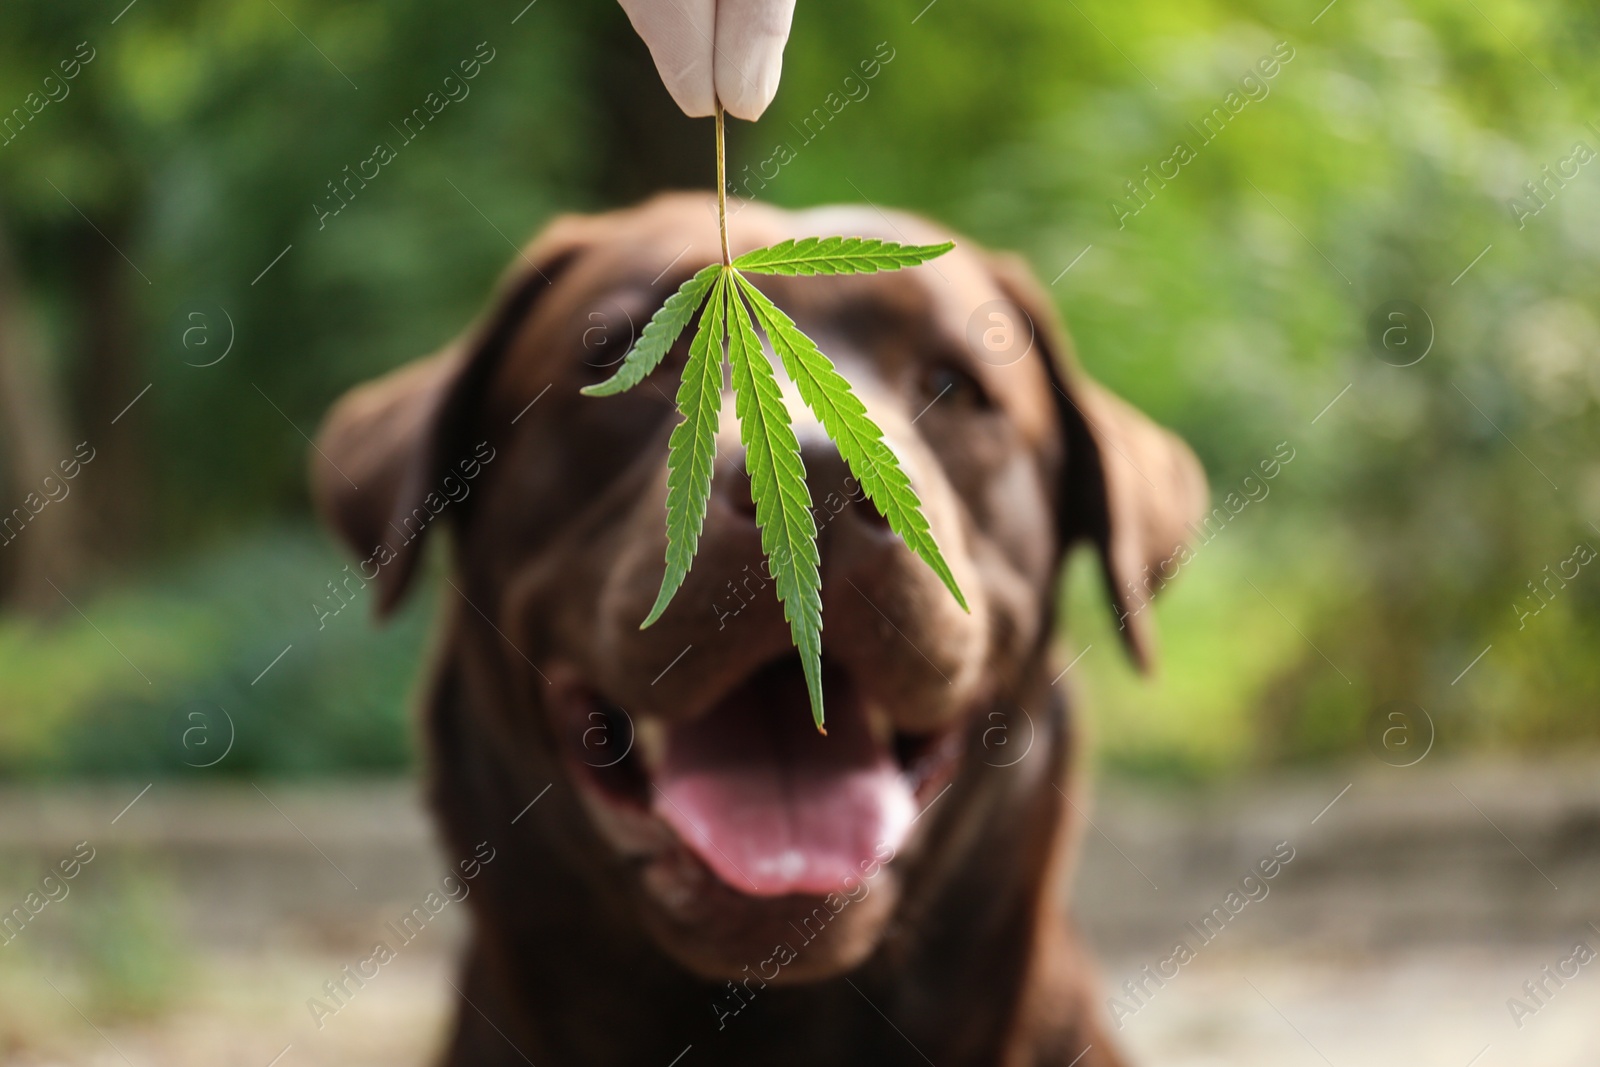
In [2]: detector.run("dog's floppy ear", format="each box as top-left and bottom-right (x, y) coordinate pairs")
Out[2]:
(986, 253), (1208, 671)
(310, 224), (586, 616)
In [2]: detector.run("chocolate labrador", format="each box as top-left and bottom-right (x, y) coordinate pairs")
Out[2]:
(312, 193), (1205, 1066)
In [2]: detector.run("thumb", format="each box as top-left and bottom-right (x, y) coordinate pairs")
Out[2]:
(619, 0), (718, 118)
(714, 0), (797, 121)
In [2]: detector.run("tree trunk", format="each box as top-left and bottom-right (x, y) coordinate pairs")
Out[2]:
(71, 217), (150, 564)
(0, 214), (85, 612)
(583, 0), (712, 204)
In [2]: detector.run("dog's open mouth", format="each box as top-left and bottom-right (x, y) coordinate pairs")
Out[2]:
(653, 656), (916, 897)
(555, 655), (961, 899)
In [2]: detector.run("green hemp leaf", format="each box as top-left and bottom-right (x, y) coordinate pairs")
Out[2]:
(579, 106), (962, 732)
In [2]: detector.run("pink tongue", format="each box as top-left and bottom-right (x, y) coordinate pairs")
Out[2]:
(653, 660), (914, 897)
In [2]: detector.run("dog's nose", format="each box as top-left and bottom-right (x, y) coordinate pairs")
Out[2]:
(800, 432), (893, 533)
(717, 428), (890, 532)
(725, 463), (760, 519)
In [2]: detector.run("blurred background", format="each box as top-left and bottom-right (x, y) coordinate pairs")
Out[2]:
(0, 0), (1596, 1064)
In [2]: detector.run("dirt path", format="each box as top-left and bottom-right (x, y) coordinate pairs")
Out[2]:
(1, 758), (1595, 1065)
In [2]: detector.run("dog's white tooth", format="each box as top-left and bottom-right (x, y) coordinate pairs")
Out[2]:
(752, 850), (808, 882)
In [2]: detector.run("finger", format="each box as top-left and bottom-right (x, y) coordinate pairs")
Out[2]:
(714, 0), (796, 120)
(619, 0), (718, 117)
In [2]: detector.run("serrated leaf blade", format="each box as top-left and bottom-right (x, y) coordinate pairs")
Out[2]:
(733, 236), (955, 277)
(581, 262), (721, 397)
(734, 272), (968, 614)
(725, 273), (826, 730)
(640, 270), (728, 628)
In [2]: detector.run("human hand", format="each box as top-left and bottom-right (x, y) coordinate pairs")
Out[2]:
(617, 0), (797, 121)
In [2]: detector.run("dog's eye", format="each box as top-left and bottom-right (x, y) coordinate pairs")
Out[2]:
(576, 300), (648, 377)
(919, 362), (988, 412)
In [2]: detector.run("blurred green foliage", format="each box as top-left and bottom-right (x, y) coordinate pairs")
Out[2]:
(0, 529), (431, 775)
(68, 860), (191, 1018)
(0, 0), (1595, 780)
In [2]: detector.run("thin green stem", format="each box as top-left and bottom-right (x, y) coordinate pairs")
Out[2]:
(715, 102), (731, 266)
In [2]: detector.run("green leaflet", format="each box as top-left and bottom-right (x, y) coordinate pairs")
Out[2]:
(640, 270), (728, 628)
(733, 236), (955, 276)
(581, 262), (721, 397)
(582, 235), (957, 731)
(724, 279), (827, 731)
(733, 271), (968, 613)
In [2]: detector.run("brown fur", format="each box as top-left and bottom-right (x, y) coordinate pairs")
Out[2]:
(312, 194), (1205, 1066)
